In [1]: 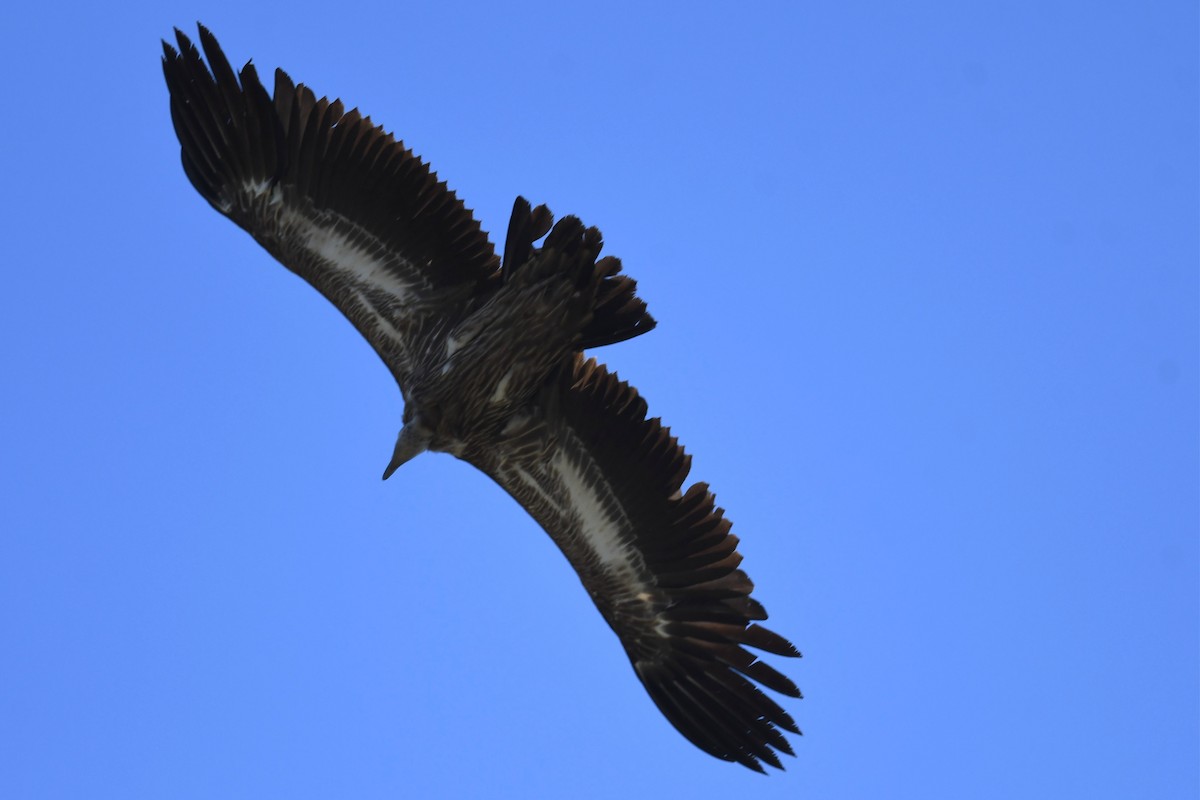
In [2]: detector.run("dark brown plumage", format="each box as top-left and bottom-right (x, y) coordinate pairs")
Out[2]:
(163, 24), (800, 772)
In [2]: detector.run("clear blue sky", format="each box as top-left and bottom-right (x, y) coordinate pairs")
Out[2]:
(0, 2), (1195, 798)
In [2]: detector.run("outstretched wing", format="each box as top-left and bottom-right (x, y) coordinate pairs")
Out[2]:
(474, 356), (801, 772)
(162, 25), (500, 388)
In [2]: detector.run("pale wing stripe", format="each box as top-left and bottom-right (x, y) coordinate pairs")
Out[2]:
(549, 447), (643, 575)
(294, 214), (420, 307)
(508, 455), (642, 576)
(241, 183), (423, 311)
(241, 179), (279, 210)
(249, 199), (428, 365)
(510, 466), (566, 518)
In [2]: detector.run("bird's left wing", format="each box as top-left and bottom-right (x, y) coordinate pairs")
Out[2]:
(162, 25), (500, 387)
(471, 356), (801, 772)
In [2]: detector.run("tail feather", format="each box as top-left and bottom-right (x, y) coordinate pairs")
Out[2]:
(500, 196), (656, 349)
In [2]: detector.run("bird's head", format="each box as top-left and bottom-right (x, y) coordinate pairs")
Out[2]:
(382, 416), (432, 480)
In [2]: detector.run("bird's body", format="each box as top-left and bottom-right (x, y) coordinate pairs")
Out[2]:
(163, 25), (801, 772)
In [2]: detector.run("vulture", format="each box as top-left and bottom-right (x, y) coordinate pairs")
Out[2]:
(162, 24), (801, 772)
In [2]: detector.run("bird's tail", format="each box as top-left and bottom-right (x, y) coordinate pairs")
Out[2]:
(502, 197), (656, 349)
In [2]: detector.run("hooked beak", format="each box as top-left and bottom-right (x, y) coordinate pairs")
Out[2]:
(382, 423), (431, 480)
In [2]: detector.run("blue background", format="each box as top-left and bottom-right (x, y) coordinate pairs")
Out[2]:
(1, 2), (1196, 797)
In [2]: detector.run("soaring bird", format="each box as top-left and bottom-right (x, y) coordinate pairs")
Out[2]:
(162, 24), (801, 772)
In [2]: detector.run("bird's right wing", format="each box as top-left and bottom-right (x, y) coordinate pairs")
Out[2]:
(162, 25), (500, 388)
